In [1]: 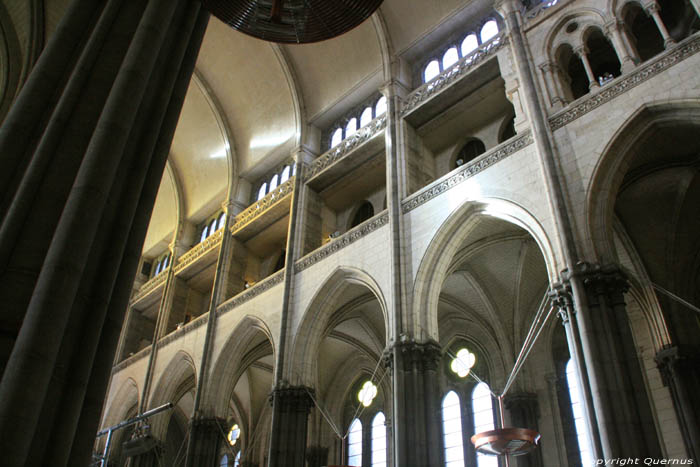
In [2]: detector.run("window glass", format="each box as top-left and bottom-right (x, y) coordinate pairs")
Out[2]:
(424, 59), (440, 82)
(280, 165), (291, 184)
(360, 106), (373, 127)
(217, 212), (226, 230)
(208, 218), (217, 235)
(162, 254), (169, 270)
(472, 383), (497, 467)
(200, 225), (209, 243)
(371, 412), (387, 467)
(480, 20), (499, 43)
(443, 47), (459, 69)
(358, 380), (378, 407)
(351, 201), (374, 228)
(442, 391), (465, 467)
(269, 174), (279, 192)
(234, 451), (241, 467)
(220, 454), (229, 467)
(450, 348), (476, 378)
(331, 128), (343, 147)
(257, 182), (267, 201)
(227, 423), (241, 446)
(567, 359), (594, 467)
(375, 96), (387, 116)
(461, 34), (478, 57)
(346, 118), (358, 137)
(348, 418), (363, 466)
(154, 260), (162, 276)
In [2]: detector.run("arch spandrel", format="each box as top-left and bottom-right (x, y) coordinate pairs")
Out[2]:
(147, 350), (197, 438)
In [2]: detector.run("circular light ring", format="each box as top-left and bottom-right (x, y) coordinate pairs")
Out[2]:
(357, 381), (378, 407)
(227, 424), (241, 445)
(471, 428), (541, 456)
(201, 0), (385, 44)
(450, 348), (476, 378)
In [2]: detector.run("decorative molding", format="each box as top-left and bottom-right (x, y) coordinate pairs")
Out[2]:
(304, 115), (387, 181)
(216, 270), (285, 316)
(156, 313), (209, 349)
(230, 177), (295, 233)
(130, 271), (167, 304)
(294, 212), (389, 273)
(549, 34), (700, 130)
(401, 33), (506, 116)
(402, 132), (534, 213)
(174, 229), (223, 273)
(112, 346), (150, 374)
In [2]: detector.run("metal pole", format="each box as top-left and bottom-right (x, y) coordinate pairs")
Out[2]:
(95, 402), (173, 464)
(497, 396), (510, 467)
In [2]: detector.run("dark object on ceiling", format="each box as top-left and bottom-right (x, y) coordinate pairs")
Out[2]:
(201, 0), (384, 44)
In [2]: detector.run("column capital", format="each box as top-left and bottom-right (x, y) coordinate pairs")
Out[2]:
(269, 385), (315, 414)
(643, 1), (661, 15)
(655, 345), (700, 385)
(384, 339), (442, 372)
(494, 0), (524, 18)
(549, 283), (574, 323)
(573, 44), (589, 58)
(562, 262), (629, 291)
(538, 61), (559, 73)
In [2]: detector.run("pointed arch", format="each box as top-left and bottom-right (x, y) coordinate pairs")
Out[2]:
(147, 350), (197, 438)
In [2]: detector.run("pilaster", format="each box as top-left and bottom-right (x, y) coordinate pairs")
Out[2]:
(187, 416), (226, 466)
(268, 386), (315, 467)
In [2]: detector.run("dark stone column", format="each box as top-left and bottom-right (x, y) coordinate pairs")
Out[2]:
(305, 445), (329, 467)
(564, 263), (661, 460)
(0, 0), (209, 465)
(505, 392), (542, 467)
(656, 345), (700, 461)
(386, 340), (442, 467)
(187, 416), (226, 466)
(268, 386), (314, 467)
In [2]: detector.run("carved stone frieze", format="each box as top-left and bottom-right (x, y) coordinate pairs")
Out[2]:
(401, 33), (506, 116)
(112, 345), (150, 373)
(549, 34), (700, 130)
(401, 132), (533, 213)
(384, 339), (442, 372)
(294, 212), (389, 273)
(173, 229), (223, 274)
(156, 313), (209, 349)
(230, 177), (295, 233)
(304, 115), (387, 181)
(216, 269), (285, 316)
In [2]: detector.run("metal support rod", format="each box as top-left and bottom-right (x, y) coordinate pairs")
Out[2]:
(497, 396), (510, 467)
(95, 402), (173, 466)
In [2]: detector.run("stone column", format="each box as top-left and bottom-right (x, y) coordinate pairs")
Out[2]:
(187, 417), (226, 466)
(574, 46), (599, 89)
(564, 263), (662, 460)
(505, 393), (542, 467)
(268, 386), (314, 467)
(386, 340), (442, 467)
(645, 1), (676, 48)
(604, 21), (638, 73)
(305, 445), (329, 467)
(691, 0), (700, 19)
(656, 345), (700, 460)
(538, 62), (566, 109)
(0, 1), (209, 465)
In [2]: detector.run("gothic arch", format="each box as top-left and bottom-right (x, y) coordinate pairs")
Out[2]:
(205, 315), (275, 415)
(412, 198), (557, 342)
(290, 266), (388, 387)
(147, 350), (197, 438)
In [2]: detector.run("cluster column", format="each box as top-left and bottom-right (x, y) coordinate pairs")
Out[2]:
(268, 386), (315, 467)
(0, 0), (209, 465)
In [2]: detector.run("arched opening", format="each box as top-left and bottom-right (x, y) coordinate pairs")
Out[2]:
(375, 96), (387, 117)
(424, 59), (441, 83)
(331, 128), (343, 148)
(280, 165), (291, 184)
(556, 43), (589, 100)
(360, 106), (373, 127)
(622, 3), (665, 62)
(498, 115), (516, 143)
(658, 0), (700, 42)
(257, 182), (267, 201)
(584, 27), (622, 84)
(346, 117), (358, 138)
(350, 201), (375, 228)
(454, 139), (486, 169)
(480, 20), (499, 43)
(461, 34), (479, 58)
(443, 47), (459, 70)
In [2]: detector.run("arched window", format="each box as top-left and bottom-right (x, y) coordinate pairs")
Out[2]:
(424, 59), (440, 82)
(269, 174), (279, 192)
(375, 96), (387, 116)
(346, 117), (358, 138)
(455, 139), (486, 168)
(623, 3), (664, 62)
(257, 182), (267, 201)
(331, 128), (343, 148)
(472, 383), (497, 467)
(348, 418), (363, 466)
(442, 391), (465, 467)
(162, 254), (169, 270)
(200, 225), (209, 243)
(360, 106), (373, 127)
(280, 165), (291, 184)
(499, 116), (516, 143)
(350, 201), (374, 228)
(566, 359), (594, 467)
(220, 454), (229, 467)
(208, 218), (217, 235)
(371, 412), (387, 467)
(461, 34), (479, 58)
(556, 43), (589, 101)
(480, 20), (499, 43)
(443, 47), (459, 70)
(234, 451), (241, 467)
(584, 28), (621, 83)
(154, 259), (162, 276)
(217, 212), (226, 230)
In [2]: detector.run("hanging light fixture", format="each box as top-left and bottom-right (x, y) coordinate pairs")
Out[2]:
(200, 0), (385, 44)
